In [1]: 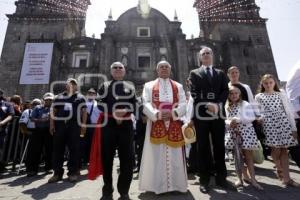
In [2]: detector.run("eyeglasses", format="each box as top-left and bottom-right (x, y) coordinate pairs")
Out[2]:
(112, 66), (124, 70)
(202, 52), (211, 56)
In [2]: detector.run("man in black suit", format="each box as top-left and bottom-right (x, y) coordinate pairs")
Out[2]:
(189, 46), (231, 193)
(98, 62), (137, 200)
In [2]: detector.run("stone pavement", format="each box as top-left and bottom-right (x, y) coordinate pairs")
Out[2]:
(0, 158), (300, 200)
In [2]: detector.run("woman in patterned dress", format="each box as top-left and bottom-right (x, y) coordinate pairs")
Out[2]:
(255, 74), (299, 187)
(225, 86), (263, 190)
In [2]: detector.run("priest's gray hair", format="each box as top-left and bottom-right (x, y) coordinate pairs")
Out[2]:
(110, 61), (125, 69)
(156, 60), (171, 69)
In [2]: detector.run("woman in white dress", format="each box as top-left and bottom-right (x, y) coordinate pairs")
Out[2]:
(225, 86), (263, 190)
(255, 74), (299, 187)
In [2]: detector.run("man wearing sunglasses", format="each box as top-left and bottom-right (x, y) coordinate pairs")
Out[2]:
(189, 47), (232, 193)
(97, 62), (137, 200)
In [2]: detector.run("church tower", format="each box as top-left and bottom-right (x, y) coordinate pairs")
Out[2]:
(0, 0), (90, 97)
(193, 0), (278, 90)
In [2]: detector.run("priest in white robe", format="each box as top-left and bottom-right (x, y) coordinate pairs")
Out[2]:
(139, 61), (188, 194)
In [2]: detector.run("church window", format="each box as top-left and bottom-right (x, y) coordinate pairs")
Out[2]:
(79, 59), (87, 68)
(137, 27), (150, 37)
(72, 52), (90, 68)
(138, 56), (150, 68)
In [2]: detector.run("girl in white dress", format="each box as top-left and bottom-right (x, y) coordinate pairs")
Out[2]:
(225, 86), (263, 190)
(255, 74), (299, 187)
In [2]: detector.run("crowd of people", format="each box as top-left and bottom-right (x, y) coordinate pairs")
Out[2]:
(0, 46), (299, 200)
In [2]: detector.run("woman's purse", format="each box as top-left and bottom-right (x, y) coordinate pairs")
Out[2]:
(252, 140), (265, 164)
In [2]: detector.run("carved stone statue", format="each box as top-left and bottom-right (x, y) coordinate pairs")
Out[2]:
(137, 0), (151, 19)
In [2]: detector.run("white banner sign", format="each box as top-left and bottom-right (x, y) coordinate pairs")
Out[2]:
(19, 43), (54, 85)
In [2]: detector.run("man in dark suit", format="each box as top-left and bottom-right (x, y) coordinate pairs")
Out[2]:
(189, 46), (231, 193)
(98, 62), (137, 200)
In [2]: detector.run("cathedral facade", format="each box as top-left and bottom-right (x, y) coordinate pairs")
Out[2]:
(0, 0), (278, 99)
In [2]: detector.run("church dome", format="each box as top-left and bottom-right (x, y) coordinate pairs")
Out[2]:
(116, 7), (170, 23)
(109, 7), (175, 39)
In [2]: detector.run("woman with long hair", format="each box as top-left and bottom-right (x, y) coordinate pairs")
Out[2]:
(255, 74), (299, 187)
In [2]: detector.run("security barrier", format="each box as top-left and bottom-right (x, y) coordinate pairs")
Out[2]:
(0, 116), (29, 173)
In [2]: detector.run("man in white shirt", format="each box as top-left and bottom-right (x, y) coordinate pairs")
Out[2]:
(19, 98), (41, 176)
(286, 61), (300, 120)
(189, 46), (233, 193)
(86, 88), (102, 124)
(286, 61), (300, 167)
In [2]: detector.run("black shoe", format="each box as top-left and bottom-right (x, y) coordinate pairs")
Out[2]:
(216, 180), (237, 191)
(27, 171), (38, 177)
(48, 174), (63, 183)
(118, 194), (130, 200)
(102, 185), (114, 197)
(200, 184), (209, 194)
(0, 162), (7, 173)
(67, 170), (80, 176)
(100, 194), (113, 200)
(44, 170), (53, 175)
(187, 167), (197, 174)
(68, 174), (78, 183)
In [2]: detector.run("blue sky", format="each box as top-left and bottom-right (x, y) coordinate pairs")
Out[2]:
(0, 0), (299, 81)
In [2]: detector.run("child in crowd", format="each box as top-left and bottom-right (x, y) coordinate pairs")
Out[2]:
(225, 86), (263, 190)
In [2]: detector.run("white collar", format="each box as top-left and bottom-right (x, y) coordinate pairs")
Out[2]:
(202, 65), (213, 71)
(158, 78), (170, 82)
(229, 81), (242, 86)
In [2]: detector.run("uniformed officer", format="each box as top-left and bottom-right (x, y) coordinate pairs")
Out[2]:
(80, 88), (101, 167)
(48, 78), (87, 183)
(19, 98), (41, 176)
(19, 99), (41, 135)
(99, 62), (136, 200)
(0, 89), (14, 173)
(26, 93), (54, 176)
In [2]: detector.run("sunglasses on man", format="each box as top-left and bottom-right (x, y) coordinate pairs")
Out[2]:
(202, 52), (211, 56)
(112, 66), (124, 70)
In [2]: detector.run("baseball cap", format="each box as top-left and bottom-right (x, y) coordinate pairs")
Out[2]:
(43, 92), (54, 100)
(31, 98), (42, 105)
